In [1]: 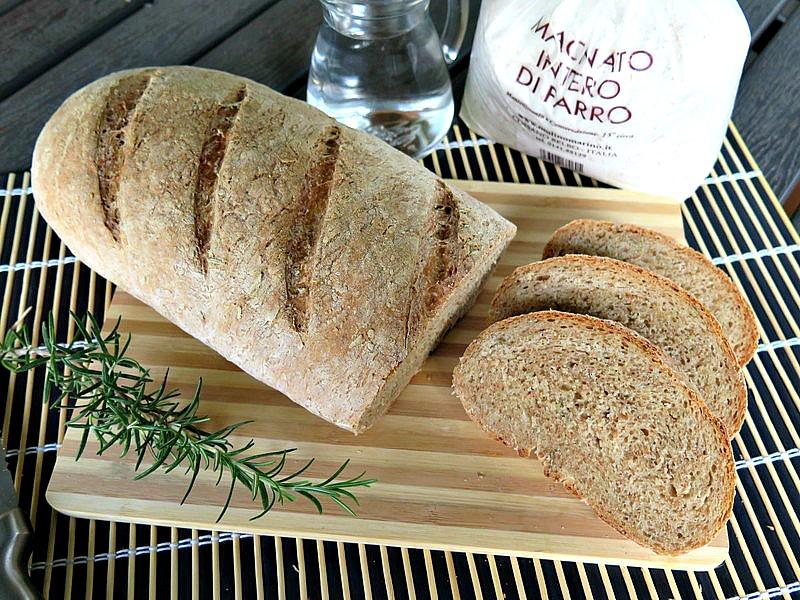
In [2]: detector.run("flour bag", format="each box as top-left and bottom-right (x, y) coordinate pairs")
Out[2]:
(461, 0), (750, 200)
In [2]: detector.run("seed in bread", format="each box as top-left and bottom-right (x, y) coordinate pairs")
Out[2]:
(31, 66), (516, 433)
(489, 255), (746, 436)
(453, 311), (735, 555)
(542, 219), (758, 367)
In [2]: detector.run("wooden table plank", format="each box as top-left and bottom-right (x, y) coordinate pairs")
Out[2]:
(0, 0), (148, 100)
(733, 9), (800, 202)
(0, 0), (276, 174)
(197, 0), (482, 99)
(194, 0), (321, 92)
(0, 0), (495, 172)
(0, 0), (23, 18)
(738, 0), (788, 42)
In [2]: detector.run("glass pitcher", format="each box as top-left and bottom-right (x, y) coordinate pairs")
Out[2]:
(307, 0), (468, 158)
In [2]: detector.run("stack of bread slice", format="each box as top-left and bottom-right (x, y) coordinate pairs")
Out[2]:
(454, 220), (757, 555)
(541, 220), (758, 367)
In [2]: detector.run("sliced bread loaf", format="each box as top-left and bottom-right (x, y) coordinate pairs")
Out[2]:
(489, 255), (746, 436)
(453, 311), (735, 555)
(542, 219), (758, 367)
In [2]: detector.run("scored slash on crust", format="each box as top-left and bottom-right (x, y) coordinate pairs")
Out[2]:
(192, 85), (248, 275)
(95, 72), (154, 241)
(284, 125), (342, 334)
(404, 180), (462, 349)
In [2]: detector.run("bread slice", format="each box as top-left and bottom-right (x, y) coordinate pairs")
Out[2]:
(489, 255), (746, 436)
(542, 219), (758, 367)
(453, 311), (735, 555)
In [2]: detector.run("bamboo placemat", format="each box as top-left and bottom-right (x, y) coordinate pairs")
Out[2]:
(1, 122), (799, 598)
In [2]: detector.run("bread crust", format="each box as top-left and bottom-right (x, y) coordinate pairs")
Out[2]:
(31, 66), (516, 433)
(542, 219), (758, 367)
(489, 254), (747, 436)
(453, 311), (736, 555)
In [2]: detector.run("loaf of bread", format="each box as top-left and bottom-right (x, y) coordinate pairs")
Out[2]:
(31, 66), (516, 433)
(490, 255), (746, 436)
(542, 219), (758, 366)
(453, 311), (735, 555)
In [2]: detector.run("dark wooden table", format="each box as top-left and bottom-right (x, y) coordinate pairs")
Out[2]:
(0, 0), (799, 213)
(1, 2), (800, 599)
(733, 0), (800, 226)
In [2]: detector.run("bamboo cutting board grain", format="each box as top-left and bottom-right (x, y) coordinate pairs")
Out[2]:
(46, 180), (728, 570)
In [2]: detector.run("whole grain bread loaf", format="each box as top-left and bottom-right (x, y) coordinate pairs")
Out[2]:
(453, 311), (735, 555)
(31, 66), (516, 433)
(542, 219), (758, 366)
(489, 255), (746, 436)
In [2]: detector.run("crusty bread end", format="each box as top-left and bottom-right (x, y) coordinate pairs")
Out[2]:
(543, 219), (758, 367)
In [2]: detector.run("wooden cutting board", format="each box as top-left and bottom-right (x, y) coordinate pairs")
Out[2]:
(46, 180), (728, 570)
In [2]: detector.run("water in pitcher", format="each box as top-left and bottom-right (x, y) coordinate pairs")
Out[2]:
(307, 0), (463, 158)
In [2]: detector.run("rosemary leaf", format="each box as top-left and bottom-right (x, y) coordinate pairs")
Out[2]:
(1, 310), (375, 519)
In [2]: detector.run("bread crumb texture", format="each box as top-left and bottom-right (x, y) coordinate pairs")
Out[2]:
(489, 255), (746, 436)
(453, 311), (735, 555)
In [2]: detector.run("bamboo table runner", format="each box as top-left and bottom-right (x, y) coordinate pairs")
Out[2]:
(1, 123), (799, 598)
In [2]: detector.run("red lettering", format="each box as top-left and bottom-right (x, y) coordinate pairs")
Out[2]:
(565, 40), (587, 61)
(616, 51), (627, 71)
(544, 85), (558, 103)
(553, 97), (572, 114)
(629, 50), (654, 71)
(532, 19), (550, 39)
(597, 79), (621, 100)
(536, 49), (550, 69)
(608, 106), (632, 124)
(567, 74), (582, 93)
(574, 100), (588, 119)
(590, 106), (605, 122)
(516, 65), (534, 86)
(560, 67), (579, 86)
(584, 76), (596, 97)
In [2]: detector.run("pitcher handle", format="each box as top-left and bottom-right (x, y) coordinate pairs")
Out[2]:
(439, 0), (469, 65)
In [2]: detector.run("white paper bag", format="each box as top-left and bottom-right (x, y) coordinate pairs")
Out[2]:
(461, 0), (750, 200)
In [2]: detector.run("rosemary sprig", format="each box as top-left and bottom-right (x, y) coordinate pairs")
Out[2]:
(1, 311), (375, 520)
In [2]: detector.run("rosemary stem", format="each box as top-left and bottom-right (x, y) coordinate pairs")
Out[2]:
(1, 310), (375, 519)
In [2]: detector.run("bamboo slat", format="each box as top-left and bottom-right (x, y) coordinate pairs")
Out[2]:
(1, 119), (799, 598)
